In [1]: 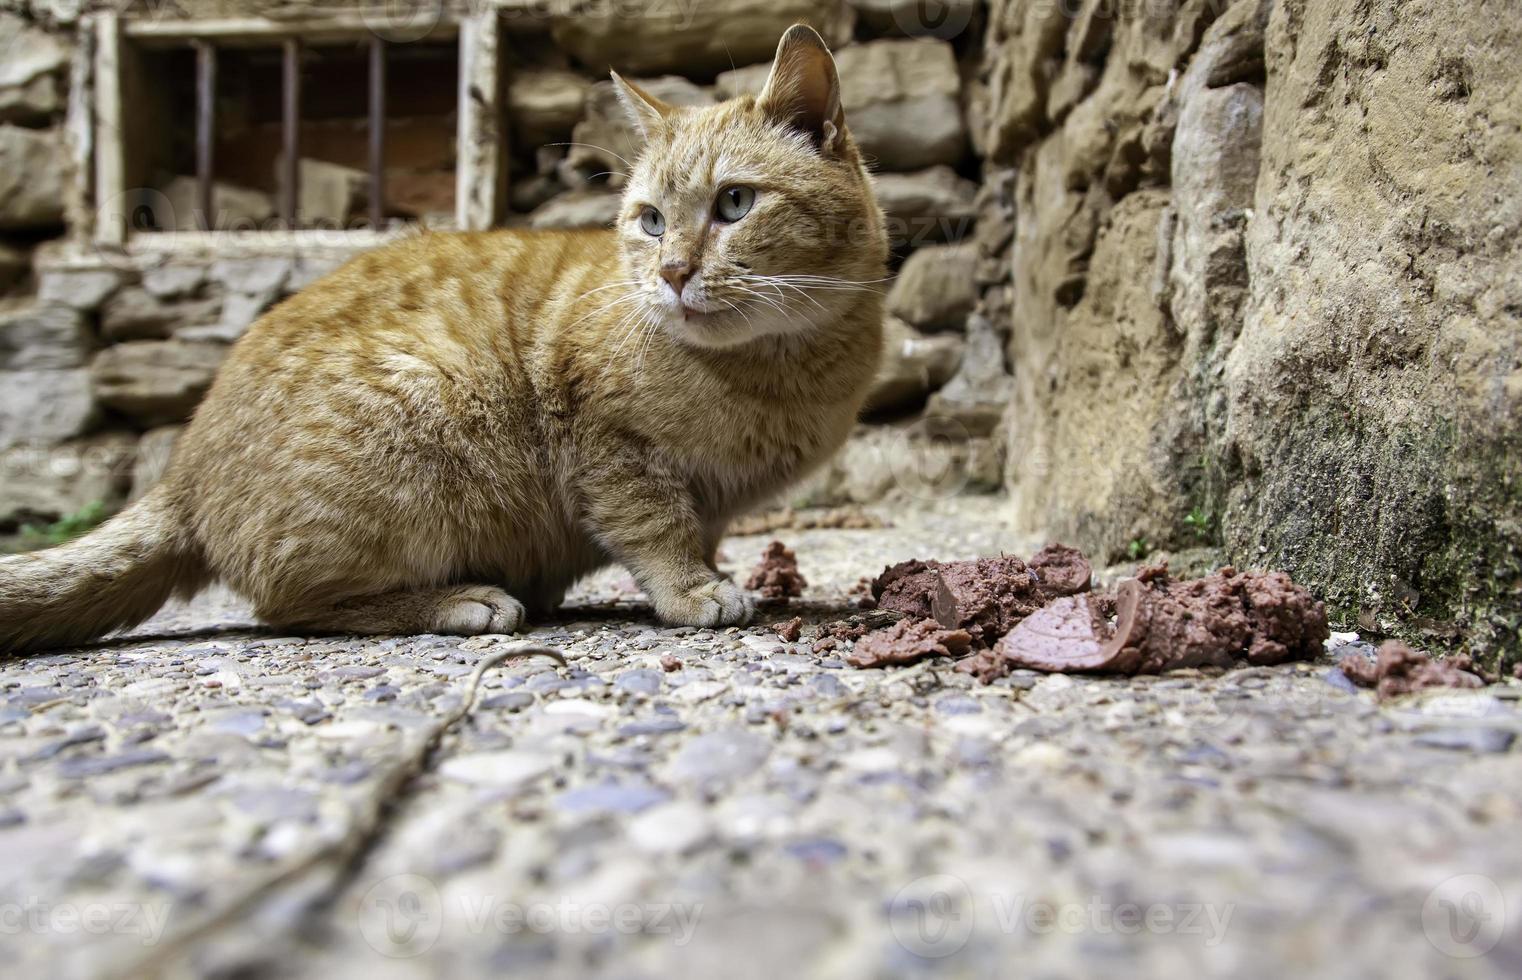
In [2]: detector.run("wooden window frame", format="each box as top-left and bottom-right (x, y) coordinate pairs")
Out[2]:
(88, 11), (505, 249)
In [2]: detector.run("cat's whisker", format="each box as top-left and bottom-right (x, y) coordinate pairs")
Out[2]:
(566, 293), (637, 333)
(546, 141), (636, 171)
(737, 278), (828, 317)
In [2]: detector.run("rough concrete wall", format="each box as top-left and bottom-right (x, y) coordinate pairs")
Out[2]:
(976, 0), (1522, 659)
(1226, 0), (1522, 653)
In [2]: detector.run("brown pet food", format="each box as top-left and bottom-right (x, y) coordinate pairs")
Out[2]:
(846, 618), (974, 668)
(872, 545), (1092, 646)
(974, 565), (1329, 678)
(772, 617), (804, 643)
(1341, 640), (1486, 699)
(745, 540), (807, 600)
(730, 506), (886, 535)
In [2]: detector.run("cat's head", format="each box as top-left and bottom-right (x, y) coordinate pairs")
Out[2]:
(611, 24), (888, 350)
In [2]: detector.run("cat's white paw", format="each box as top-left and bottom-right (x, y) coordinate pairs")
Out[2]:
(434, 586), (526, 635)
(656, 578), (755, 628)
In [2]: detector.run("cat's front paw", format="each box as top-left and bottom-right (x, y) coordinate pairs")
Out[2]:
(654, 578), (755, 628)
(433, 586), (526, 635)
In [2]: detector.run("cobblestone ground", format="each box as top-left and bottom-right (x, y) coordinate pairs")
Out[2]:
(2, 499), (1519, 979)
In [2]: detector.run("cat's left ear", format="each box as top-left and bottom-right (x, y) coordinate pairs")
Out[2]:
(758, 24), (847, 157)
(610, 71), (673, 139)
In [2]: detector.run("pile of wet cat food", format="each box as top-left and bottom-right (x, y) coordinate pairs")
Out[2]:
(745, 540), (808, 600)
(769, 543), (1344, 682)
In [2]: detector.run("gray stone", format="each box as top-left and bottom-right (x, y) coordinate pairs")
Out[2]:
(615, 669), (664, 695)
(211, 257), (292, 297)
(627, 800), (713, 855)
(0, 304), (91, 370)
(508, 69), (592, 145)
(554, 780), (671, 814)
(0, 125), (65, 229)
(141, 263), (208, 300)
(90, 340), (226, 427)
(440, 750), (557, 790)
(0, 367), (96, 449)
(664, 729), (771, 786)
(162, 177), (274, 233)
(1413, 728), (1516, 754)
(550, 0), (852, 77)
(0, 14), (68, 124)
(37, 268), (124, 310)
(55, 749), (170, 779)
(101, 287), (222, 342)
(887, 243), (979, 331)
(528, 190), (622, 231)
(864, 317), (963, 415)
(924, 313), (1012, 438)
(298, 159), (369, 228)
(873, 167), (978, 246)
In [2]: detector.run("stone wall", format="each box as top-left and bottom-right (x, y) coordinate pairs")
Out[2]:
(972, 0), (1521, 658)
(0, 0), (1005, 534)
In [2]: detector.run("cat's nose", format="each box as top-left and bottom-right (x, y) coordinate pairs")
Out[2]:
(660, 261), (694, 297)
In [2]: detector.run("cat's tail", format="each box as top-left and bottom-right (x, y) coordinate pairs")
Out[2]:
(0, 486), (208, 655)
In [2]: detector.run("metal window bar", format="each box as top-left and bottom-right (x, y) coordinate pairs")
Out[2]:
(369, 37), (386, 230)
(281, 38), (301, 228)
(187, 34), (392, 235)
(194, 40), (216, 231)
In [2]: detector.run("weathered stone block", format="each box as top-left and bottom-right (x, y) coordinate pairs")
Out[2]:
(0, 125), (65, 230)
(0, 433), (136, 530)
(720, 38), (966, 172)
(551, 0), (852, 77)
(89, 341), (226, 427)
(0, 13), (68, 125)
(162, 176), (274, 232)
(37, 267), (124, 309)
(865, 317), (964, 415)
(0, 368), (96, 449)
(102, 286), (223, 342)
(528, 190), (622, 230)
(887, 243), (978, 331)
(508, 69), (592, 145)
(873, 167), (978, 246)
(0, 304), (91, 370)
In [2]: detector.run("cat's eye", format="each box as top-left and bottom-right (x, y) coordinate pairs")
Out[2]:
(639, 207), (665, 237)
(715, 186), (755, 223)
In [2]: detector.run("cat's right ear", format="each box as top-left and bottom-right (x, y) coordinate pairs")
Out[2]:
(610, 71), (673, 139)
(758, 24), (847, 157)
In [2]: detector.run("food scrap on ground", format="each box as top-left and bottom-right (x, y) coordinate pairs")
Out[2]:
(974, 564), (1329, 680)
(745, 540), (808, 600)
(846, 619), (973, 668)
(731, 506), (885, 535)
(771, 616), (804, 643)
(872, 545), (1092, 644)
(1341, 640), (1486, 699)
(846, 545), (1337, 682)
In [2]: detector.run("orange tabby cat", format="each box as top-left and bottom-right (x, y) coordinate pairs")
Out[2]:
(0, 25), (888, 653)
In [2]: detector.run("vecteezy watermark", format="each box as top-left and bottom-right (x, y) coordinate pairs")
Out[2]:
(887, 875), (1235, 959)
(1422, 874), (1507, 959)
(891, 0), (978, 40)
(356, 873), (703, 958)
(0, 898), (174, 947)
